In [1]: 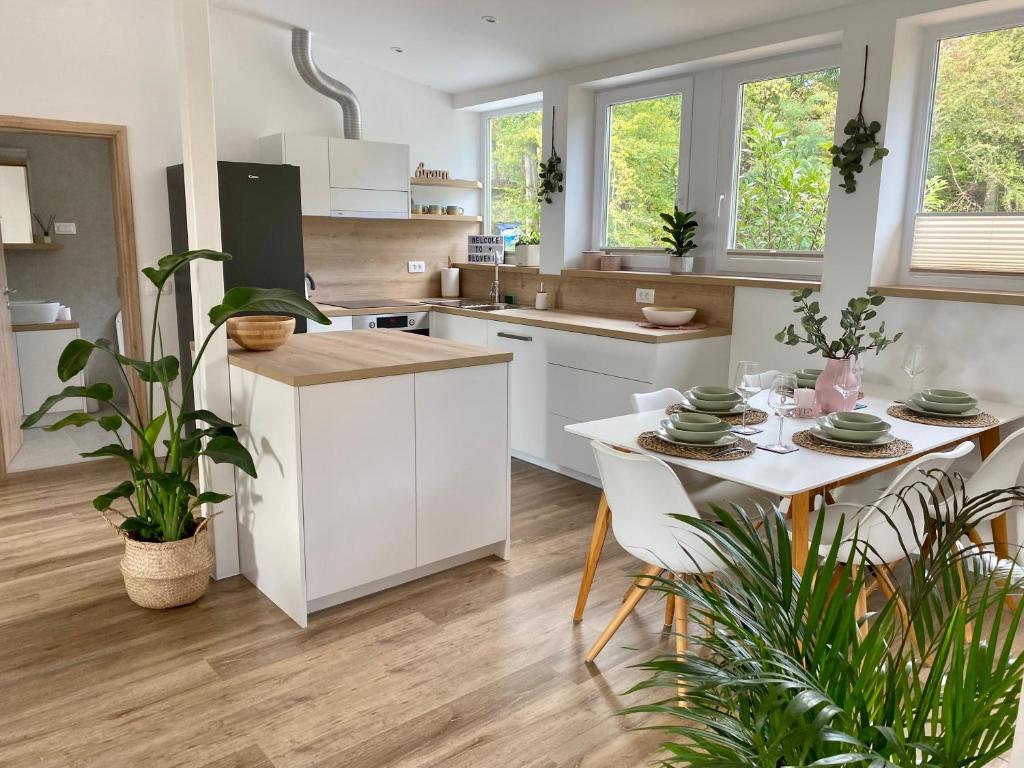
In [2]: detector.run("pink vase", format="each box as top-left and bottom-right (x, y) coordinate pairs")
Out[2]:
(815, 358), (860, 415)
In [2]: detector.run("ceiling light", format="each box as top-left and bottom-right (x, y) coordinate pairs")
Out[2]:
(389, 46), (404, 53)
(481, 15), (498, 23)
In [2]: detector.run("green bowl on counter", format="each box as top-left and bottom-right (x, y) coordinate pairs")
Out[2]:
(690, 385), (742, 402)
(817, 415), (891, 442)
(661, 419), (732, 444)
(910, 393), (977, 414)
(670, 412), (729, 432)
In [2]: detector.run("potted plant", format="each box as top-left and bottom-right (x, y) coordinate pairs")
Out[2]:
(514, 229), (540, 267)
(20, 249), (329, 609)
(626, 479), (1024, 766)
(660, 207), (698, 274)
(774, 287), (902, 413)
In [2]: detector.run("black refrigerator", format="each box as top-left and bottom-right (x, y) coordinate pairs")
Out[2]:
(166, 161), (307, 410)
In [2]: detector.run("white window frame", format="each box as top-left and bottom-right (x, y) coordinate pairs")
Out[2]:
(713, 47), (840, 277)
(591, 76), (694, 253)
(481, 102), (543, 236)
(899, 11), (1024, 291)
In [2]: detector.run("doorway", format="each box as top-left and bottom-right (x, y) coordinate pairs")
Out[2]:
(0, 116), (145, 477)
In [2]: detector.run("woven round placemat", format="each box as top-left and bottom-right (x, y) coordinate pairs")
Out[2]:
(637, 431), (755, 461)
(886, 404), (998, 429)
(792, 429), (914, 459)
(665, 403), (768, 426)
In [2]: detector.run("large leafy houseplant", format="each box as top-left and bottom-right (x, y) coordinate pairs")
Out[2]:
(775, 287), (902, 359)
(21, 249), (329, 544)
(626, 476), (1024, 767)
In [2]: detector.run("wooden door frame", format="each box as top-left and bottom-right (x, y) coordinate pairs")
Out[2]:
(0, 115), (146, 477)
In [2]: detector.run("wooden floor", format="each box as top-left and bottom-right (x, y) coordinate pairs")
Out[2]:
(0, 459), (677, 767)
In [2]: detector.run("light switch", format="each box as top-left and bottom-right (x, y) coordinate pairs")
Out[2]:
(408, 261), (426, 273)
(636, 288), (655, 303)
(54, 222), (76, 235)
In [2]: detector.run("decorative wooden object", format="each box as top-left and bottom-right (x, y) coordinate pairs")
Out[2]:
(413, 162), (449, 180)
(226, 315), (295, 351)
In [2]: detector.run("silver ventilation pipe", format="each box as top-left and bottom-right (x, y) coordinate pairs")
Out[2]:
(291, 28), (363, 140)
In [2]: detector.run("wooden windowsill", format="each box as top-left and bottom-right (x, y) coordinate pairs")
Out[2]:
(560, 269), (820, 291)
(872, 285), (1024, 307)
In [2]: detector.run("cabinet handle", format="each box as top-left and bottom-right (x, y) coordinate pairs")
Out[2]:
(497, 331), (532, 342)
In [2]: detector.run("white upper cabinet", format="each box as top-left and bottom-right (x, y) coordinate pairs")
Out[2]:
(328, 138), (408, 193)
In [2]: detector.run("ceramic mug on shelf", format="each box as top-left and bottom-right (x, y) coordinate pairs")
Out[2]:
(445, 205), (464, 216)
(425, 204), (443, 215)
(411, 203), (423, 214)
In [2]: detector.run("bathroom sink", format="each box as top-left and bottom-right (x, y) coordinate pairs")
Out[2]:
(10, 301), (60, 325)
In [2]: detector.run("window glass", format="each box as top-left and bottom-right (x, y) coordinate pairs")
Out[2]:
(604, 94), (682, 248)
(488, 109), (542, 236)
(733, 67), (839, 253)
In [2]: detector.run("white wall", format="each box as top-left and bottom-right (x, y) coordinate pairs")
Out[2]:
(0, 0), (183, 363)
(209, 8), (482, 213)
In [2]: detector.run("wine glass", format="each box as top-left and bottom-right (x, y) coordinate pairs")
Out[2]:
(834, 359), (862, 410)
(733, 361), (762, 435)
(766, 373), (798, 452)
(902, 344), (927, 400)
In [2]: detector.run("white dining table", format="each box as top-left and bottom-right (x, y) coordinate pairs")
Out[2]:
(566, 386), (1024, 610)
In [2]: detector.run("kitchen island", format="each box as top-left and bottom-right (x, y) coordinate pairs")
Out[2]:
(229, 330), (512, 627)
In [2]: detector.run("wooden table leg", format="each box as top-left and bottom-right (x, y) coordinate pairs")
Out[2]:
(790, 491), (812, 574)
(573, 492), (611, 622)
(978, 427), (1011, 559)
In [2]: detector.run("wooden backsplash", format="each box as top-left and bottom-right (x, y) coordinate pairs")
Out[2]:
(460, 268), (735, 329)
(303, 217), (480, 300)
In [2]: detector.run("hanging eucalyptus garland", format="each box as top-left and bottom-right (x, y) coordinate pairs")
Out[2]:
(829, 46), (889, 194)
(538, 106), (564, 204)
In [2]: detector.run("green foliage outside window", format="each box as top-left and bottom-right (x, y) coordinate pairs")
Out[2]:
(489, 110), (542, 234)
(605, 94), (682, 248)
(924, 25), (1024, 213)
(734, 68), (839, 252)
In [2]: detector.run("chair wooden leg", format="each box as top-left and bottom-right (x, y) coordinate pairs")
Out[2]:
(674, 590), (688, 706)
(585, 564), (662, 663)
(573, 493), (611, 622)
(854, 568), (869, 640)
(663, 573), (675, 628)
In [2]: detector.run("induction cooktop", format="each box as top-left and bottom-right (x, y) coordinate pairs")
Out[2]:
(320, 298), (425, 309)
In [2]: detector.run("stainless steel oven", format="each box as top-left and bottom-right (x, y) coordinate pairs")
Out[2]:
(351, 311), (430, 335)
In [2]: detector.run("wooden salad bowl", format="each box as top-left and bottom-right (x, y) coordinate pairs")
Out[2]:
(226, 315), (295, 351)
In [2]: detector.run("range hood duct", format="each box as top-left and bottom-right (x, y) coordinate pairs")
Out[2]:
(291, 28), (363, 140)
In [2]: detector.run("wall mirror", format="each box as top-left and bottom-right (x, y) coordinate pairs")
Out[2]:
(0, 149), (33, 244)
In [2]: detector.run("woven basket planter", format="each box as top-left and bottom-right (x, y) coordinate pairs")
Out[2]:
(120, 528), (214, 609)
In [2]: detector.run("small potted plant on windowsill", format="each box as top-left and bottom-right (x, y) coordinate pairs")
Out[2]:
(774, 287), (901, 413)
(514, 229), (540, 267)
(660, 206), (698, 274)
(20, 249), (329, 609)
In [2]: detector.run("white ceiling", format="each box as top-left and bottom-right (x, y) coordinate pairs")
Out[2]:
(216, 0), (862, 94)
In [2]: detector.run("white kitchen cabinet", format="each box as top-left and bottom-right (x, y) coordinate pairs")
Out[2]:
(547, 364), (651, 422)
(488, 320), (548, 459)
(546, 328), (657, 382)
(430, 312), (488, 347)
(415, 364), (509, 565)
(299, 376), (418, 600)
(328, 138), (409, 193)
(308, 315), (353, 333)
(259, 133), (329, 217)
(15, 328), (86, 415)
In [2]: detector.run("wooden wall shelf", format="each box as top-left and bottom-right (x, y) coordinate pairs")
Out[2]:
(3, 242), (63, 252)
(411, 213), (482, 223)
(410, 177), (483, 190)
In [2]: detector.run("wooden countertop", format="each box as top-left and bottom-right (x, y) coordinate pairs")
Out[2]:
(314, 301), (729, 343)
(228, 329), (512, 387)
(12, 321), (79, 332)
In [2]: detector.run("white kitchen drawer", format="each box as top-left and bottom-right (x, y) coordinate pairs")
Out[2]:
(307, 315), (353, 333)
(329, 137), (409, 192)
(431, 312), (487, 347)
(415, 364), (509, 565)
(546, 328), (656, 383)
(299, 376), (418, 600)
(488, 320), (547, 459)
(547, 413), (599, 479)
(330, 188), (408, 219)
(547, 363), (650, 422)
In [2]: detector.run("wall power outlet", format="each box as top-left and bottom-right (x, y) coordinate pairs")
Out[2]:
(408, 261), (426, 273)
(636, 288), (655, 303)
(54, 222), (76, 235)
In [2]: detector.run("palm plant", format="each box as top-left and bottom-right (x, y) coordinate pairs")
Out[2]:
(626, 473), (1024, 767)
(20, 249), (329, 543)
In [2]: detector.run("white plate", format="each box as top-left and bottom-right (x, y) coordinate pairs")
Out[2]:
(680, 394), (749, 415)
(656, 428), (738, 448)
(809, 426), (895, 448)
(905, 400), (981, 419)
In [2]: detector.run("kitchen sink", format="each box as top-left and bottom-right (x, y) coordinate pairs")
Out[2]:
(420, 299), (516, 312)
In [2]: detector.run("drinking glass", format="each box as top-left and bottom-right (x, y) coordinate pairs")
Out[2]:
(733, 361), (762, 435)
(833, 359), (862, 409)
(902, 344), (927, 400)
(766, 373), (798, 451)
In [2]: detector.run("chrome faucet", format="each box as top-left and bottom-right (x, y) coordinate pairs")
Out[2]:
(488, 253), (501, 304)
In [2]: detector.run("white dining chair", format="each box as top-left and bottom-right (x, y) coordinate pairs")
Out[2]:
(801, 442), (975, 636)
(586, 441), (727, 677)
(631, 387), (685, 414)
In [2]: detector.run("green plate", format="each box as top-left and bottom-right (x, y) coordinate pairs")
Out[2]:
(906, 399), (982, 419)
(809, 426), (895, 448)
(657, 428), (738, 448)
